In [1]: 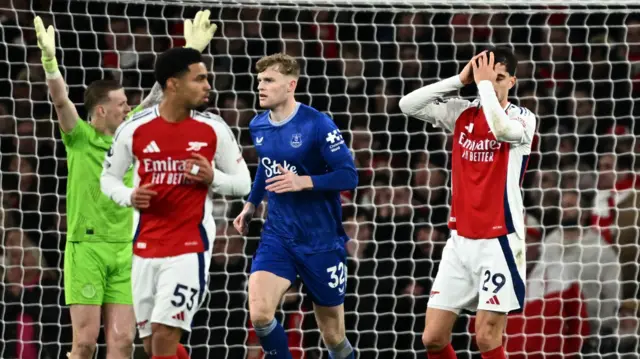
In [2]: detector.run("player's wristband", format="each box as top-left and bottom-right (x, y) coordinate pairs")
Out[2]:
(42, 57), (61, 79)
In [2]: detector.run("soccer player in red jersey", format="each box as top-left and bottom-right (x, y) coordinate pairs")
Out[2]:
(399, 47), (536, 359)
(101, 47), (251, 359)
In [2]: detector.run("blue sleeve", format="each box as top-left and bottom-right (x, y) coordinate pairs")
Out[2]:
(309, 116), (358, 191)
(247, 160), (267, 207)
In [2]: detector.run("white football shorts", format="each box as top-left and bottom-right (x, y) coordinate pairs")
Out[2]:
(427, 230), (526, 314)
(132, 251), (212, 338)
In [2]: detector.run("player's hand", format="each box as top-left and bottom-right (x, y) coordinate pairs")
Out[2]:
(265, 165), (312, 193)
(131, 184), (158, 209)
(233, 203), (255, 235)
(184, 153), (214, 186)
(472, 51), (497, 85)
(184, 10), (217, 52)
(34, 16), (56, 60)
(459, 50), (488, 85)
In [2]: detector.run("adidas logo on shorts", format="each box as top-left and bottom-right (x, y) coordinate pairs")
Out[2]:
(172, 311), (185, 321)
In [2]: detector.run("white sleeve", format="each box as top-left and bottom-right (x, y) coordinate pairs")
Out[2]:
(210, 120), (252, 197)
(398, 75), (471, 132)
(599, 244), (621, 330)
(100, 125), (135, 207)
(477, 80), (536, 145)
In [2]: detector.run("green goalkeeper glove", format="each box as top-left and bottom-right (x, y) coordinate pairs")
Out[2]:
(183, 10), (217, 52)
(34, 16), (60, 77)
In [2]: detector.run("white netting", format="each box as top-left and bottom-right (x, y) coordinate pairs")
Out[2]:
(1, 0), (639, 358)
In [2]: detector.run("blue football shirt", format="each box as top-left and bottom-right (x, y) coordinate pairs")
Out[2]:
(247, 103), (358, 253)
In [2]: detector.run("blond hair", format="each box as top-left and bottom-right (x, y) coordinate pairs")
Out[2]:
(255, 53), (300, 77)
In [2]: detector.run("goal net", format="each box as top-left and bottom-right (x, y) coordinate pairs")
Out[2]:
(2, 0), (639, 358)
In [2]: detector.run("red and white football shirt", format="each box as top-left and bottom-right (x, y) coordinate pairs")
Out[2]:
(411, 95), (536, 239)
(102, 106), (243, 258)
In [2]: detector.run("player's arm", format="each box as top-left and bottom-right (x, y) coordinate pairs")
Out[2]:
(307, 117), (358, 191)
(476, 82), (535, 144)
(234, 131), (266, 235)
(264, 117), (357, 193)
(100, 125), (135, 207)
(128, 11), (217, 116)
(34, 17), (80, 134)
(246, 161), (267, 207)
(473, 53), (536, 144)
(209, 119), (252, 197)
(398, 76), (471, 132)
(399, 52), (491, 132)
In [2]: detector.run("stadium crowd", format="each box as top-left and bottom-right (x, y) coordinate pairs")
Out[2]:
(0, 1), (639, 358)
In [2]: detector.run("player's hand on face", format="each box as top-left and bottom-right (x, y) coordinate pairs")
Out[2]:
(472, 51), (497, 85)
(233, 204), (255, 235)
(265, 164), (311, 193)
(131, 183), (157, 209)
(459, 50), (487, 85)
(184, 153), (214, 186)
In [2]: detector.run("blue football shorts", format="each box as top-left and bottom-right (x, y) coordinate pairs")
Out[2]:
(250, 234), (348, 307)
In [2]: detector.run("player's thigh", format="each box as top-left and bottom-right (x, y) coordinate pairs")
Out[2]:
(427, 235), (477, 315)
(295, 246), (348, 308)
(104, 242), (133, 305)
(64, 241), (106, 305)
(423, 307), (459, 347)
(313, 303), (345, 345)
(69, 304), (101, 342)
(151, 251), (212, 333)
(249, 238), (296, 322)
(131, 254), (156, 339)
(102, 303), (136, 345)
(475, 234), (526, 314)
(474, 309), (507, 341)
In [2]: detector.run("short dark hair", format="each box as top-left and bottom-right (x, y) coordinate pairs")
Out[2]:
(84, 79), (123, 115)
(485, 46), (517, 76)
(154, 47), (204, 90)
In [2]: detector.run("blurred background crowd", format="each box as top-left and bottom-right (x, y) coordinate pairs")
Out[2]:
(1, 1), (639, 358)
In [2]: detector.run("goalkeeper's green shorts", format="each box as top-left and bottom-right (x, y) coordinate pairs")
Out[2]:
(64, 241), (133, 305)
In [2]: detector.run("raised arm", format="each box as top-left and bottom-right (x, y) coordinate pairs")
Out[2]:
(472, 52), (536, 144)
(398, 75), (471, 132)
(34, 16), (79, 133)
(399, 52), (491, 132)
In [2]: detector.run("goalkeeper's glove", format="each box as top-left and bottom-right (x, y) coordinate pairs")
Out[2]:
(183, 10), (217, 52)
(34, 16), (60, 78)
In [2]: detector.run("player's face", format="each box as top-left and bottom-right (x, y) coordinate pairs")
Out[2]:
(100, 88), (130, 133)
(177, 62), (211, 111)
(257, 65), (297, 109)
(492, 63), (516, 104)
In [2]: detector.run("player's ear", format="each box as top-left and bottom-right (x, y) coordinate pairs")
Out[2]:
(288, 78), (298, 93)
(508, 75), (516, 90)
(95, 104), (106, 117)
(166, 77), (178, 92)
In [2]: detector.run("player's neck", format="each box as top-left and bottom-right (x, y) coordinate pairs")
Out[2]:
(500, 99), (509, 109)
(90, 117), (113, 136)
(158, 100), (190, 123)
(269, 98), (297, 123)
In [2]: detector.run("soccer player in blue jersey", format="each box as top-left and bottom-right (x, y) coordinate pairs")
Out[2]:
(233, 53), (358, 359)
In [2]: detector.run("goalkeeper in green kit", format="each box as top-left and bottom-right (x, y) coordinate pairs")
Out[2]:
(34, 12), (217, 359)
